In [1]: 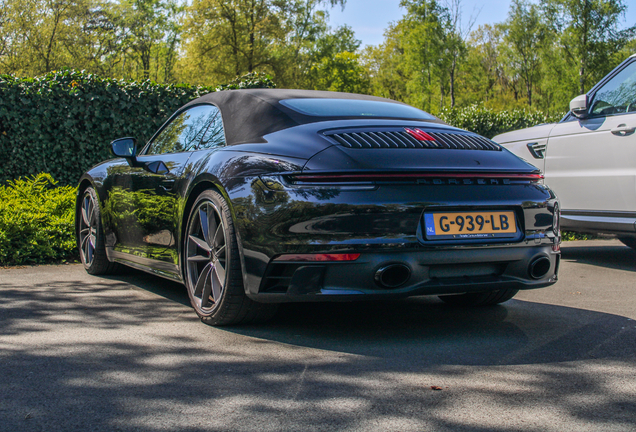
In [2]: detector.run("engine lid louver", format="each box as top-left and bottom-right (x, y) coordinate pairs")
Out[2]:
(326, 130), (501, 151)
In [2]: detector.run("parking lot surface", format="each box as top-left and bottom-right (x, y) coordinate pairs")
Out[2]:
(1, 240), (635, 431)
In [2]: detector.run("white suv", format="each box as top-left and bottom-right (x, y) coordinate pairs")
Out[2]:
(493, 54), (636, 249)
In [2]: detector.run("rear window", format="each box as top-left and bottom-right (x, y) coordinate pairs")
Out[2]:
(280, 98), (436, 120)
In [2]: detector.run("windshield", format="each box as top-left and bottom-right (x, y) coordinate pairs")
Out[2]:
(280, 98), (436, 120)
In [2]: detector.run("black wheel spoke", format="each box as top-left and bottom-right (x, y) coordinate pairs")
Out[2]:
(194, 263), (212, 297)
(187, 255), (209, 262)
(200, 271), (213, 308)
(214, 259), (226, 284)
(212, 223), (224, 248)
(207, 206), (219, 248)
(82, 205), (91, 226)
(81, 235), (89, 261)
(189, 234), (211, 253)
(199, 207), (210, 245)
(88, 202), (95, 225)
(211, 266), (222, 302)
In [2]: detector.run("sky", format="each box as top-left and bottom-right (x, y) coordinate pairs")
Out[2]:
(328, 0), (636, 48)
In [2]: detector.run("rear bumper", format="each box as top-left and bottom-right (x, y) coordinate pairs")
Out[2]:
(248, 244), (559, 303)
(230, 175), (560, 302)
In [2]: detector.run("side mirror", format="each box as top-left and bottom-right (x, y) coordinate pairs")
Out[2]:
(570, 94), (588, 119)
(111, 137), (138, 167)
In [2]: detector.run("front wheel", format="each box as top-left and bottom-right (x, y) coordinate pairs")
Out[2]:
(184, 190), (278, 326)
(438, 289), (519, 307)
(77, 187), (119, 275)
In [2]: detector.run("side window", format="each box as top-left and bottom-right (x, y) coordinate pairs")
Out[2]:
(589, 61), (636, 117)
(146, 105), (225, 155)
(198, 107), (225, 149)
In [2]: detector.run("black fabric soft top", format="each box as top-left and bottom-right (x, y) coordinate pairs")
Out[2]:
(181, 89), (424, 145)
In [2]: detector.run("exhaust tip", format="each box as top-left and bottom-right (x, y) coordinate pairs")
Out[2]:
(375, 264), (411, 288)
(529, 256), (551, 279)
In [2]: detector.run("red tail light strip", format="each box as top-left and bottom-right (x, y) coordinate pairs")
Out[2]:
(292, 173), (544, 182)
(274, 253), (361, 262)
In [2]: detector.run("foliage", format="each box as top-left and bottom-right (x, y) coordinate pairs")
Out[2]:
(540, 0), (633, 95)
(364, 0), (634, 115)
(177, 0), (347, 87)
(0, 0), (184, 83)
(311, 51), (369, 93)
(215, 72), (277, 91)
(502, 0), (545, 106)
(0, 173), (77, 265)
(438, 104), (565, 138)
(562, 231), (598, 241)
(0, 69), (213, 186)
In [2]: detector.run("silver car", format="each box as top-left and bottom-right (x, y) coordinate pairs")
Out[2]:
(493, 54), (636, 249)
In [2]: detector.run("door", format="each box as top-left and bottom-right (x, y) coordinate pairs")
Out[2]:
(106, 104), (225, 276)
(544, 60), (636, 213)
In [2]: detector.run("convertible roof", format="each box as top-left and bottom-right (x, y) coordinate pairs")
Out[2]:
(181, 89), (417, 145)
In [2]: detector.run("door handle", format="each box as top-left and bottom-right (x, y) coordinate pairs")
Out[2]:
(611, 124), (635, 136)
(160, 179), (175, 191)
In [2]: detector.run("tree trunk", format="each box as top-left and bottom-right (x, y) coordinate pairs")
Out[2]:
(450, 58), (456, 108)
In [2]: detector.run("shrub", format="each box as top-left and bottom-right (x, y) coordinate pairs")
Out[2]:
(438, 104), (565, 138)
(0, 173), (77, 265)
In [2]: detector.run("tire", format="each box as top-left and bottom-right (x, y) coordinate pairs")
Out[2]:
(618, 237), (636, 250)
(184, 190), (278, 326)
(438, 289), (519, 307)
(77, 187), (120, 275)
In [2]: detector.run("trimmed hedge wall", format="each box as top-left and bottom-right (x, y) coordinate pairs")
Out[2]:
(1, 70), (561, 187)
(438, 104), (565, 139)
(0, 70), (214, 186)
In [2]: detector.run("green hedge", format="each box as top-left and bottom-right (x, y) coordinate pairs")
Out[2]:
(0, 70), (214, 186)
(0, 173), (77, 265)
(438, 104), (565, 138)
(1, 71), (563, 187)
(0, 70), (277, 187)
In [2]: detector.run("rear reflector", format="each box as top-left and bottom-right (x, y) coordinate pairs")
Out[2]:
(274, 253), (361, 262)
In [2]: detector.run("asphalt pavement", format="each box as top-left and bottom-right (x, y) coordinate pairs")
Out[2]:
(1, 240), (635, 431)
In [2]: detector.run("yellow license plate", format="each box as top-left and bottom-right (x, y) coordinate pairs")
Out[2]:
(424, 211), (517, 240)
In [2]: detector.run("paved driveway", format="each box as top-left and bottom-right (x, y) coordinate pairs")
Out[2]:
(1, 240), (635, 431)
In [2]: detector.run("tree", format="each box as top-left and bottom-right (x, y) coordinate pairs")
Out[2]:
(502, 0), (545, 106)
(399, 0), (447, 110)
(306, 24), (363, 90)
(272, 0), (345, 88)
(463, 24), (505, 104)
(180, 0), (345, 87)
(312, 51), (369, 93)
(541, 0), (633, 94)
(116, 0), (183, 81)
(440, 0), (475, 107)
(363, 23), (410, 102)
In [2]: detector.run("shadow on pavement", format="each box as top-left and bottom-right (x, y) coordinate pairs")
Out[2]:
(1, 252), (635, 432)
(560, 241), (636, 272)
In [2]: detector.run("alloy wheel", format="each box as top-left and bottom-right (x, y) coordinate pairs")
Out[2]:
(186, 200), (227, 312)
(79, 191), (97, 267)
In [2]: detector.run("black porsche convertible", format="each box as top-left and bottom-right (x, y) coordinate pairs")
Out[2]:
(76, 89), (560, 325)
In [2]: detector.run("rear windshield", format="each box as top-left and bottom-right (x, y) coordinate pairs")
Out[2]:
(280, 98), (436, 120)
